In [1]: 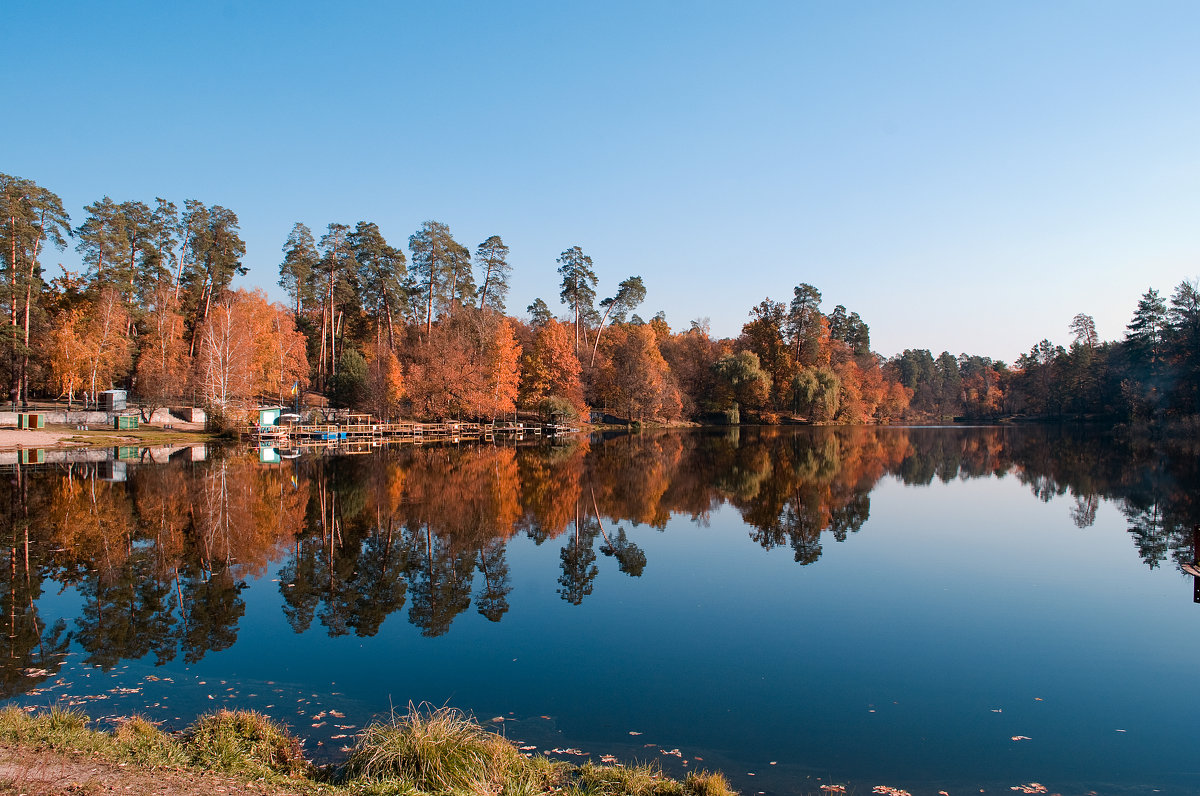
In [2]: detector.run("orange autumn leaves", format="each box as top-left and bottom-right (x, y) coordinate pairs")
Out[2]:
(405, 310), (522, 421)
(46, 287), (309, 411)
(196, 289), (309, 410)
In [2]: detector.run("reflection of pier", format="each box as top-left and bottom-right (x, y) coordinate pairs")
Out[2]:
(1185, 526), (1200, 604)
(246, 414), (570, 449)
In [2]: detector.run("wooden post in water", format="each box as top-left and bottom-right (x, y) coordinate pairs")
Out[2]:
(1193, 525), (1200, 604)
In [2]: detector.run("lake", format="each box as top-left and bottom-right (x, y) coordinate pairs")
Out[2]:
(4, 426), (1199, 795)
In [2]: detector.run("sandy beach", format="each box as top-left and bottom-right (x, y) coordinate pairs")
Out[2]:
(0, 428), (78, 450)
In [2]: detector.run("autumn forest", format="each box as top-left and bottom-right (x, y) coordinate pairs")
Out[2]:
(4, 173), (1200, 426)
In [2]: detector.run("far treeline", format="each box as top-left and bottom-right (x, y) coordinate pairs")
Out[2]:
(3, 173), (1199, 426)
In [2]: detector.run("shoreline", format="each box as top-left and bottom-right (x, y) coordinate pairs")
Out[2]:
(0, 423), (219, 453)
(0, 704), (741, 796)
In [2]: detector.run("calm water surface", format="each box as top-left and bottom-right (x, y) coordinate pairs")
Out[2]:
(4, 426), (1200, 795)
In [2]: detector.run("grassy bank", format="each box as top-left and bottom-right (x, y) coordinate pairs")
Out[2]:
(0, 703), (737, 796)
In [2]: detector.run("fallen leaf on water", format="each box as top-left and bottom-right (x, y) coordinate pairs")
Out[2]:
(1011, 736), (1032, 741)
(1009, 784), (1047, 794)
(871, 788), (912, 796)
(819, 787), (847, 794)
(628, 731), (642, 736)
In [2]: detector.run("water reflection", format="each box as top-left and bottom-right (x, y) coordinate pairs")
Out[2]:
(2, 426), (1199, 697)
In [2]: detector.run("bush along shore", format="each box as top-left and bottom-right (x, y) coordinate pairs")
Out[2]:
(0, 702), (739, 796)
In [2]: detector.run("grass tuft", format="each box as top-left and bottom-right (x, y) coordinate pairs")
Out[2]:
(185, 709), (308, 779)
(575, 761), (684, 796)
(0, 704), (107, 754)
(341, 703), (559, 795)
(111, 715), (187, 767)
(683, 770), (735, 796)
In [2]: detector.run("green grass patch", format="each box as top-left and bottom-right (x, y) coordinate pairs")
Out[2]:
(340, 703), (565, 795)
(574, 761), (682, 796)
(111, 715), (188, 767)
(0, 704), (106, 754)
(185, 709), (309, 779)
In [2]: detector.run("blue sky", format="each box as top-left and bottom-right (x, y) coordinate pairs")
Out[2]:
(5, 0), (1199, 361)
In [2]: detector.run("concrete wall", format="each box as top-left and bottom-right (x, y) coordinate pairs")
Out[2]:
(2, 407), (206, 426)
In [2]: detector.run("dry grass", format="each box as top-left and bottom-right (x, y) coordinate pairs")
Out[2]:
(0, 703), (738, 796)
(185, 709), (309, 779)
(340, 703), (562, 795)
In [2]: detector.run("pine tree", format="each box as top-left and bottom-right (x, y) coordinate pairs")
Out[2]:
(556, 246), (597, 353)
(475, 235), (511, 313)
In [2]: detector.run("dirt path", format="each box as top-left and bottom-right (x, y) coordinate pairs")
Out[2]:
(0, 745), (319, 796)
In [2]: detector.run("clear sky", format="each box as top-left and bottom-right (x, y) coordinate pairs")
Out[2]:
(5, 0), (1198, 362)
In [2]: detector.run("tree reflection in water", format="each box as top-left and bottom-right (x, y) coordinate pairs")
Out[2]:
(2, 425), (1198, 693)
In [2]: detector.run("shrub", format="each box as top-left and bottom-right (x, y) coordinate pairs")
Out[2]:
(683, 770), (736, 796)
(111, 715), (186, 767)
(341, 703), (539, 794)
(184, 709), (308, 778)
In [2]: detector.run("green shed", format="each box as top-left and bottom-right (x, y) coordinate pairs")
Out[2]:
(257, 407), (283, 427)
(114, 415), (140, 430)
(115, 446), (140, 461)
(18, 413), (45, 429)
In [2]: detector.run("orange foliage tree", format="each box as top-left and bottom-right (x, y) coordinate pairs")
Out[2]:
(196, 289), (308, 411)
(46, 307), (89, 406)
(364, 340), (405, 421)
(259, 301), (309, 406)
(518, 318), (586, 418)
(135, 286), (189, 413)
(593, 324), (681, 421)
(405, 309), (522, 421)
(78, 288), (133, 403)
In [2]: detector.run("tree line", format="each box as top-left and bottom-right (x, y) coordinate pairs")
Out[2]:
(4, 172), (1198, 425)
